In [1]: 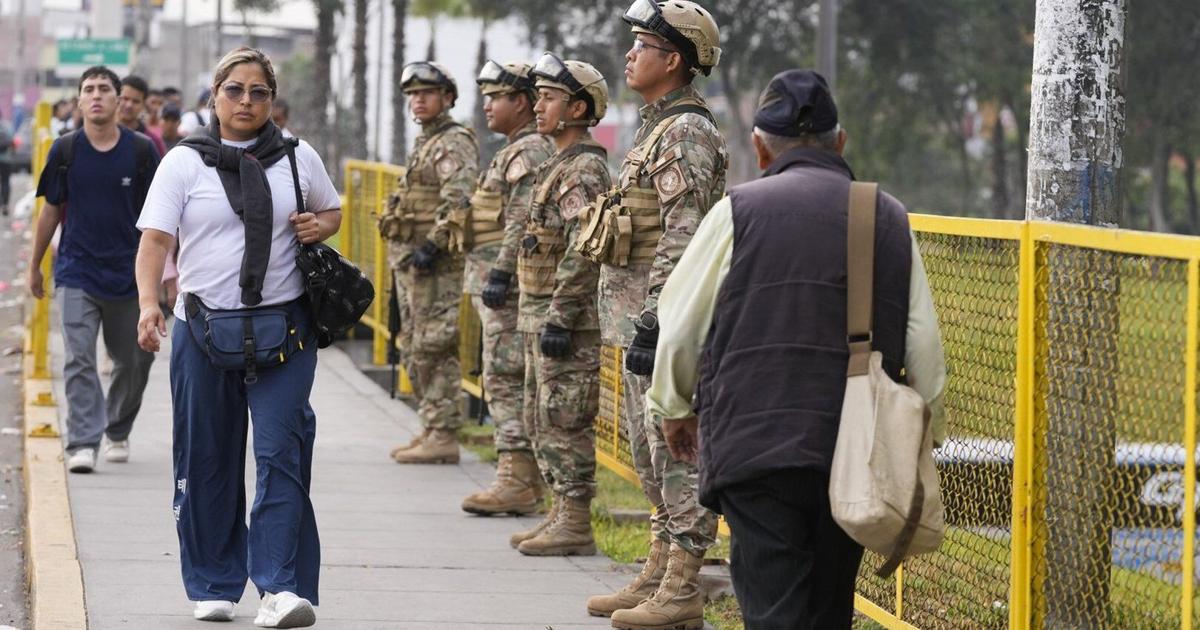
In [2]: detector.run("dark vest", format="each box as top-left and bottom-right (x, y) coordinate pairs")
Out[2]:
(694, 147), (912, 510)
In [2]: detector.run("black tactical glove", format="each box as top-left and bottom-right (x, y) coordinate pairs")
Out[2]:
(481, 269), (513, 309)
(539, 323), (572, 359)
(411, 239), (440, 272)
(624, 313), (659, 376)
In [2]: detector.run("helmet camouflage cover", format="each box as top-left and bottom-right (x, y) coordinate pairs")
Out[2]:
(401, 61), (458, 99)
(623, 0), (721, 75)
(476, 60), (537, 99)
(531, 53), (609, 125)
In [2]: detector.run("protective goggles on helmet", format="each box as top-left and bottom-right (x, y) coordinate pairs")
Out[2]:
(532, 53), (585, 95)
(401, 62), (450, 88)
(622, 0), (700, 70)
(476, 60), (532, 90)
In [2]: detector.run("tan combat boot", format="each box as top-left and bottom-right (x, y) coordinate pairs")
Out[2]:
(610, 543), (705, 630)
(517, 495), (596, 556)
(585, 537), (667, 617)
(461, 451), (540, 515)
(389, 428), (431, 460)
(392, 428), (459, 464)
(509, 496), (558, 549)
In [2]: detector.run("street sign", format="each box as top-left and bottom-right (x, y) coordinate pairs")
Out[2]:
(56, 39), (131, 79)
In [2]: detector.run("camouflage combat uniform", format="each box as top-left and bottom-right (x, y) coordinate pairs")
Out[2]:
(584, 85), (727, 555)
(460, 121), (554, 453)
(518, 135), (611, 500)
(381, 112), (479, 432)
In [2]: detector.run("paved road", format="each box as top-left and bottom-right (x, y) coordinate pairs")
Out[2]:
(1, 174), (33, 630)
(57, 329), (631, 629)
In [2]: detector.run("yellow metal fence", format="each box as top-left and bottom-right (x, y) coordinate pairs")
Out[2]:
(336, 158), (1200, 629)
(26, 102), (55, 383)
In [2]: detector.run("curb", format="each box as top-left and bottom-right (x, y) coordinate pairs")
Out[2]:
(22, 342), (87, 630)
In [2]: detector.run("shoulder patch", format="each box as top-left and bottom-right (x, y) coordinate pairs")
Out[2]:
(505, 153), (531, 184)
(436, 155), (460, 179)
(653, 162), (688, 203)
(559, 186), (588, 221)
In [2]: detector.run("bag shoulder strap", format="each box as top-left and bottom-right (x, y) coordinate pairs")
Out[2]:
(57, 129), (79, 201)
(846, 181), (878, 377)
(132, 131), (154, 212)
(533, 141), (607, 205)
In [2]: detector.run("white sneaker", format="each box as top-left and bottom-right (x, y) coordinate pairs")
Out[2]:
(254, 591), (315, 628)
(104, 439), (130, 463)
(67, 448), (96, 473)
(193, 600), (235, 622)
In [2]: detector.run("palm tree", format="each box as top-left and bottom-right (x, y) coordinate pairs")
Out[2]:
(391, 0), (409, 162)
(234, 0), (279, 47)
(312, 0), (343, 164)
(411, 0), (465, 60)
(352, 0), (369, 158)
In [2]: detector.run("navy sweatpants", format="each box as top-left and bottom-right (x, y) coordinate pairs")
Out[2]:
(169, 307), (321, 604)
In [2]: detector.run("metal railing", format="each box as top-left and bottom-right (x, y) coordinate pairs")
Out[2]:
(26, 102), (54, 384)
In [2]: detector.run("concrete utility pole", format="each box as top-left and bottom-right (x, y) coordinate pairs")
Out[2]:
(1025, 0), (1126, 627)
(12, 0), (27, 114)
(181, 0), (189, 91)
(817, 0), (838, 91)
(216, 0), (224, 61)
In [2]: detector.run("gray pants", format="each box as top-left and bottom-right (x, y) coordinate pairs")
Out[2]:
(59, 286), (154, 453)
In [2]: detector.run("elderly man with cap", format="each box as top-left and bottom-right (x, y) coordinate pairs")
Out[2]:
(578, 2), (726, 628)
(647, 69), (947, 628)
(507, 53), (612, 557)
(459, 61), (555, 515)
(380, 61), (480, 464)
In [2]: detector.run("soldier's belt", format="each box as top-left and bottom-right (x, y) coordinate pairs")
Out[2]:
(576, 187), (663, 267)
(518, 224), (565, 296)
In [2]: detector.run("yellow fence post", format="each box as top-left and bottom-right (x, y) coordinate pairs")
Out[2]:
(1183, 257), (1198, 630)
(1010, 221), (1035, 630)
(29, 102), (54, 384)
(372, 171), (388, 366)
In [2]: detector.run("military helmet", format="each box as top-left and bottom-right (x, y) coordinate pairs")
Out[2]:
(401, 61), (458, 100)
(476, 60), (537, 99)
(531, 53), (609, 125)
(623, 0), (721, 75)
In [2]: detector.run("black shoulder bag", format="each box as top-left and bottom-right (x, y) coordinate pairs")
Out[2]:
(286, 143), (375, 349)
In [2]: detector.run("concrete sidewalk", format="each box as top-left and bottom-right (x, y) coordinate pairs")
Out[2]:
(55, 326), (631, 629)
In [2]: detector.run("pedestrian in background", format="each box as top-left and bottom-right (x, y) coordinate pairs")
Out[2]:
(134, 46), (341, 627)
(160, 104), (184, 151)
(0, 106), (11, 216)
(27, 66), (161, 473)
(118, 75), (168, 156)
(648, 70), (947, 629)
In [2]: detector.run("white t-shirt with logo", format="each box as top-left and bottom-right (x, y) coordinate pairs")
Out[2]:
(137, 137), (341, 319)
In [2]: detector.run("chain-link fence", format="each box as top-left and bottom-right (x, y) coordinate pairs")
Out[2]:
(341, 160), (482, 398)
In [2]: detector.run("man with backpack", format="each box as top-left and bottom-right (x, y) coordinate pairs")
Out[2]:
(27, 66), (162, 473)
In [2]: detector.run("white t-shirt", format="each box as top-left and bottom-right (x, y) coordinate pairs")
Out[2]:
(137, 138), (340, 319)
(178, 109), (212, 135)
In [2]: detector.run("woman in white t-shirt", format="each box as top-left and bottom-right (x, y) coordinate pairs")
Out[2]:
(134, 47), (340, 628)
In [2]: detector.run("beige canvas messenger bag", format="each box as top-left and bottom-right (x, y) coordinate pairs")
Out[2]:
(829, 182), (945, 578)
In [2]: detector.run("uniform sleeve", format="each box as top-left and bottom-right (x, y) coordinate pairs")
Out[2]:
(904, 230), (949, 446)
(641, 124), (727, 319)
(136, 147), (193, 235)
(427, 130), (478, 249)
(545, 156), (608, 330)
(646, 196), (734, 420)
(298, 140), (341, 212)
(494, 154), (538, 275)
(34, 138), (66, 204)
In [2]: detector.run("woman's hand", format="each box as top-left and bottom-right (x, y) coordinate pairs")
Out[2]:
(137, 306), (168, 353)
(290, 211), (321, 244)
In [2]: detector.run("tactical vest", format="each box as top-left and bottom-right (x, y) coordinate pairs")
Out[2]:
(394, 121), (461, 242)
(576, 99), (715, 267)
(518, 140), (608, 297)
(451, 129), (541, 254)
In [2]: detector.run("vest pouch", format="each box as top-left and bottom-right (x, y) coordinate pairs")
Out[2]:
(185, 294), (303, 384)
(399, 184), (441, 243)
(576, 190), (615, 264)
(518, 223), (563, 297)
(467, 188), (505, 250)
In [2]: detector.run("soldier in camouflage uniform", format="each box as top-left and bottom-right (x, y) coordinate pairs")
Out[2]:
(577, 3), (726, 627)
(507, 54), (612, 557)
(459, 61), (556, 515)
(378, 61), (479, 464)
